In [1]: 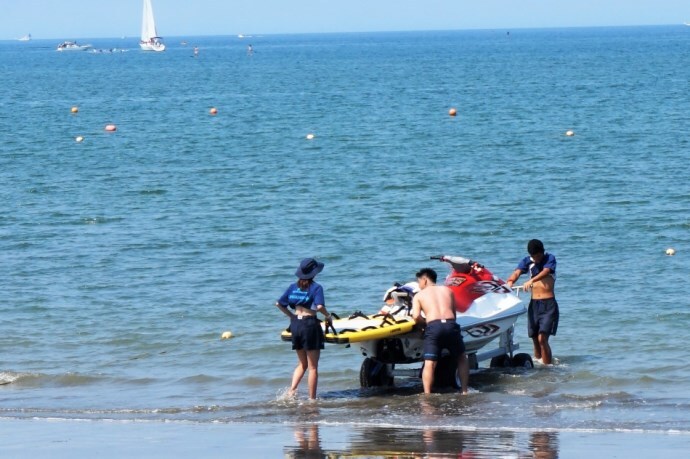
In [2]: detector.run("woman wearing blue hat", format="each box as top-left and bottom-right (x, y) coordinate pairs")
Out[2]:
(276, 258), (333, 399)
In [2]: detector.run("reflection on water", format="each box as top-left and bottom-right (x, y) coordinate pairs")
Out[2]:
(284, 403), (327, 459)
(285, 424), (326, 459)
(529, 431), (559, 459)
(284, 398), (562, 457)
(285, 423), (560, 458)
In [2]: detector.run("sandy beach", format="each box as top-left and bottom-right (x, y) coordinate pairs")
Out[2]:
(2, 418), (689, 458)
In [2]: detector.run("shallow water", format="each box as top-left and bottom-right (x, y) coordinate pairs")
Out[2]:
(2, 26), (690, 436)
(3, 419), (690, 458)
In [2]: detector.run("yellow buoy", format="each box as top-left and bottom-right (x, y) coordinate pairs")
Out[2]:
(71, 106), (79, 114)
(448, 107), (457, 117)
(565, 130), (575, 136)
(209, 107), (218, 115)
(75, 136), (84, 143)
(666, 248), (676, 256)
(306, 133), (315, 140)
(221, 331), (234, 339)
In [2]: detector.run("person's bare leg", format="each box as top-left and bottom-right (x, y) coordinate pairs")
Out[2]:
(422, 360), (436, 394)
(289, 350), (308, 396)
(532, 336), (542, 361)
(457, 353), (469, 394)
(306, 350), (320, 399)
(538, 333), (552, 365)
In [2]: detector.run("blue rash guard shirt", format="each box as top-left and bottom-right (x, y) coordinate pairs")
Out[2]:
(516, 252), (557, 280)
(277, 282), (325, 311)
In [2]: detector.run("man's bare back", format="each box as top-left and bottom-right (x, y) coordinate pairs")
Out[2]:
(413, 285), (456, 323)
(411, 267), (469, 394)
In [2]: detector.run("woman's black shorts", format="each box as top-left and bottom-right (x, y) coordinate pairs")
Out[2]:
(290, 316), (325, 351)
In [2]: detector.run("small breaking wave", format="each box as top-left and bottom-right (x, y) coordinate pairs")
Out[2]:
(0, 371), (25, 385)
(0, 370), (105, 388)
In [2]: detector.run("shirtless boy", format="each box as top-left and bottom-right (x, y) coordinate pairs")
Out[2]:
(412, 268), (469, 394)
(506, 239), (559, 365)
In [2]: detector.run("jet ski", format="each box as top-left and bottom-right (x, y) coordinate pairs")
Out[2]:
(340, 256), (531, 388)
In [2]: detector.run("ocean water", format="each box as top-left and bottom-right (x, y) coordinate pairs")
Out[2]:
(2, 25), (690, 450)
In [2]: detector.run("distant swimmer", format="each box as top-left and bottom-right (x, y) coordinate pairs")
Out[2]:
(247, 44), (254, 56)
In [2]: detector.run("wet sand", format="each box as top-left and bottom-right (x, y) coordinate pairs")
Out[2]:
(2, 418), (688, 458)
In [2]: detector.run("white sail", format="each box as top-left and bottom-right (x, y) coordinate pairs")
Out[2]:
(141, 0), (157, 41)
(140, 0), (165, 51)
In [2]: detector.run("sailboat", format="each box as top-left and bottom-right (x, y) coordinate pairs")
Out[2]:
(139, 0), (165, 52)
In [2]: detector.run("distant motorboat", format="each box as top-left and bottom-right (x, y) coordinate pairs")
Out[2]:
(140, 0), (165, 52)
(18, 34), (31, 42)
(56, 41), (93, 52)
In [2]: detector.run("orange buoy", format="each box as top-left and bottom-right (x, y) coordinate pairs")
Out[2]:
(71, 106), (79, 114)
(104, 124), (117, 132)
(209, 107), (218, 115)
(449, 107), (457, 117)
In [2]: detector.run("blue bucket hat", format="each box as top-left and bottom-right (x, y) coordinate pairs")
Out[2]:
(296, 258), (324, 280)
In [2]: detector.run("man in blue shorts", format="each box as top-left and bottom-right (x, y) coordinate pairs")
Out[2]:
(506, 239), (559, 365)
(412, 268), (469, 394)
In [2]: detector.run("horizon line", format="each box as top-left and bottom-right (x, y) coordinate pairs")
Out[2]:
(3, 22), (686, 41)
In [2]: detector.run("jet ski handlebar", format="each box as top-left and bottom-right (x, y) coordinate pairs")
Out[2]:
(430, 255), (482, 266)
(430, 255), (484, 273)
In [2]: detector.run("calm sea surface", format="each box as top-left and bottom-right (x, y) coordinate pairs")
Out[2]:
(2, 26), (690, 453)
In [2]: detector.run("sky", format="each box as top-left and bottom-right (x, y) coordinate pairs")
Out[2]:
(2, 0), (689, 40)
